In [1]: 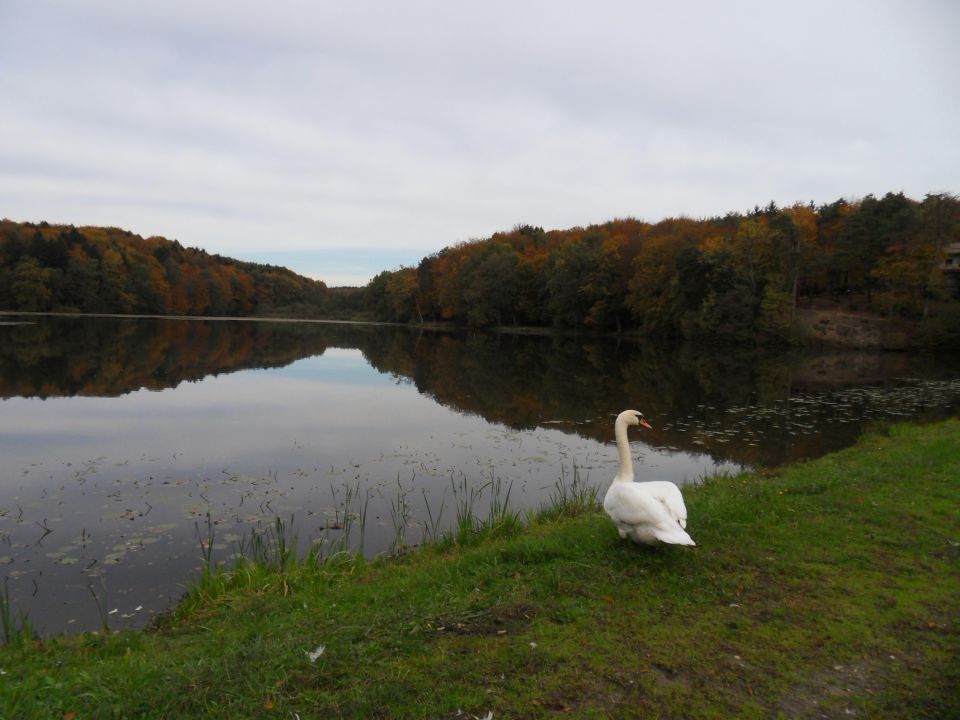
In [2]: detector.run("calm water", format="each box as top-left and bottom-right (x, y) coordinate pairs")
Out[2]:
(2, 315), (959, 635)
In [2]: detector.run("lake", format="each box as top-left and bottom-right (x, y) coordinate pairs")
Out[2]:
(2, 314), (959, 636)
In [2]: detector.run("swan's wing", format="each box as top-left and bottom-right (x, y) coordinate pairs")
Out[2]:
(603, 483), (672, 528)
(639, 481), (688, 528)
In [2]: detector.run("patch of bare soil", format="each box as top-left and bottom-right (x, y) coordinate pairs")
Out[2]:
(795, 309), (884, 347)
(794, 308), (914, 350)
(778, 658), (891, 718)
(434, 602), (539, 636)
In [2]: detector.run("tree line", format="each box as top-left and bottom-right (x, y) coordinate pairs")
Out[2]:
(362, 192), (960, 341)
(3, 191), (959, 343)
(0, 221), (328, 317)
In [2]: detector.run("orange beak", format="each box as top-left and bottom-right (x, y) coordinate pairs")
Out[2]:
(639, 417), (653, 430)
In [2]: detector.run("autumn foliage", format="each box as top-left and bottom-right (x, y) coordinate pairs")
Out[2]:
(0, 222), (328, 317)
(3, 192), (959, 342)
(364, 192), (960, 340)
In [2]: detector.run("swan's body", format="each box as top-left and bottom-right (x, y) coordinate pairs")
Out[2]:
(603, 410), (695, 546)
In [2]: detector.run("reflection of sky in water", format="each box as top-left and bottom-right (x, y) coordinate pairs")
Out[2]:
(276, 348), (380, 384)
(2, 347), (723, 636)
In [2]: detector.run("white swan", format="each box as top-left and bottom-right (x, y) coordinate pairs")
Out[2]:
(603, 409), (696, 546)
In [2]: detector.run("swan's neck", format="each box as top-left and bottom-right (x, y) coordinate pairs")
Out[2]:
(614, 418), (634, 482)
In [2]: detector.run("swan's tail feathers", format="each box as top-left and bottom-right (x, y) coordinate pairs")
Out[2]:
(655, 525), (696, 546)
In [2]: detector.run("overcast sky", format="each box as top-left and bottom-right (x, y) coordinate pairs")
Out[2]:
(2, 1), (958, 285)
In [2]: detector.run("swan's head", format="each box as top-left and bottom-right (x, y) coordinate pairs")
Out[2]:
(617, 409), (652, 430)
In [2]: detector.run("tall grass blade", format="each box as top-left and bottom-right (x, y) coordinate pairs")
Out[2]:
(0, 578), (30, 644)
(86, 577), (110, 635)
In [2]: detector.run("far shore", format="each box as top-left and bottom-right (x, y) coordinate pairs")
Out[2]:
(1, 305), (947, 350)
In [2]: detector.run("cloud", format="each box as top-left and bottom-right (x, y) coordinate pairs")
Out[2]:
(1, 0), (957, 284)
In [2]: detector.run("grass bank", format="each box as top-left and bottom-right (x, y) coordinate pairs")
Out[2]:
(2, 421), (958, 719)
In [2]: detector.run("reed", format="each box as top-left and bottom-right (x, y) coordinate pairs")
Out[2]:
(537, 463), (600, 521)
(236, 515), (298, 572)
(184, 463), (604, 605)
(424, 467), (526, 549)
(420, 487), (446, 544)
(195, 512), (217, 579)
(356, 485), (371, 555)
(389, 473), (413, 553)
(483, 471), (521, 536)
(327, 481), (372, 556)
(450, 470), (482, 546)
(0, 578), (32, 645)
(85, 577), (110, 635)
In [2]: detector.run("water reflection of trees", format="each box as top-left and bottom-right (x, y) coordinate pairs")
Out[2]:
(3, 318), (958, 466)
(0, 317), (365, 398)
(358, 329), (960, 467)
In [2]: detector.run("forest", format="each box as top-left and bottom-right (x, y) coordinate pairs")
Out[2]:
(2, 191), (959, 344)
(0, 221), (328, 317)
(362, 192), (960, 343)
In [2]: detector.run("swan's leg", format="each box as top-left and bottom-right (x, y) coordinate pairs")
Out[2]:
(617, 528), (628, 539)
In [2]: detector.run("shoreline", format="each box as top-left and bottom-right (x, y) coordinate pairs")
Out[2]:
(0, 307), (946, 351)
(2, 419), (958, 718)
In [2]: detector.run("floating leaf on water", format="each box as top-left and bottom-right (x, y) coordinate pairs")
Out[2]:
(145, 523), (177, 533)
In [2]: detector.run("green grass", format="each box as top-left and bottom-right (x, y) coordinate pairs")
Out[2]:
(2, 420), (958, 719)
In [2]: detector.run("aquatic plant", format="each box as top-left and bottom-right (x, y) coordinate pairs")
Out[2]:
(0, 578), (33, 645)
(85, 577), (110, 636)
(420, 487), (446, 545)
(534, 463), (600, 522)
(389, 473), (413, 553)
(236, 516), (298, 573)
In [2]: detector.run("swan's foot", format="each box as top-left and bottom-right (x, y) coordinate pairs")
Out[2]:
(617, 528), (628, 540)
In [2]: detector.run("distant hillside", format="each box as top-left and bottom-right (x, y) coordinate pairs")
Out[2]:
(0, 220), (332, 317)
